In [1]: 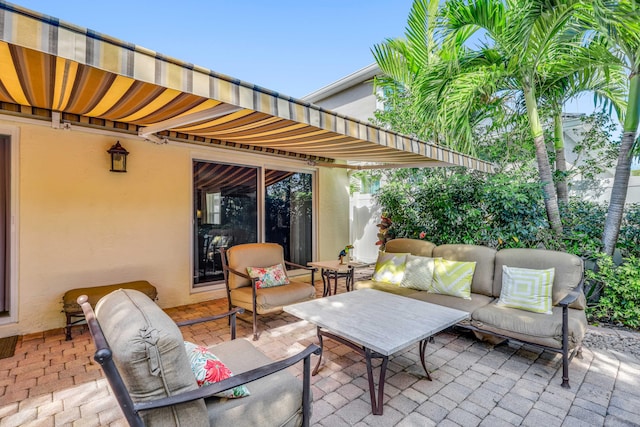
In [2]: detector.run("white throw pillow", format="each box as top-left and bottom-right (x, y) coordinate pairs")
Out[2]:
(497, 266), (555, 314)
(400, 255), (438, 290)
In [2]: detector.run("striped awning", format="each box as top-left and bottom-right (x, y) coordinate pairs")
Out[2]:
(0, 2), (493, 171)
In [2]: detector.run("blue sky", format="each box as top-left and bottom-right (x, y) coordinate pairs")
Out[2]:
(15, 0), (416, 98)
(15, 0), (596, 114)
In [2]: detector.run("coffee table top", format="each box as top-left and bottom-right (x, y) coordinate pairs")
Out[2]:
(284, 289), (470, 355)
(308, 259), (371, 273)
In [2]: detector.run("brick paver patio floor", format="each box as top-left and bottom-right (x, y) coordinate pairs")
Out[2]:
(1, 278), (638, 426)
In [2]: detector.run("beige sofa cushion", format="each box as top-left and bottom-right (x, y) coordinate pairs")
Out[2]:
(493, 249), (585, 309)
(353, 279), (418, 296)
(205, 339), (305, 427)
(471, 301), (587, 349)
(432, 244), (497, 297)
(386, 238), (435, 256)
(408, 291), (494, 313)
(95, 289), (208, 426)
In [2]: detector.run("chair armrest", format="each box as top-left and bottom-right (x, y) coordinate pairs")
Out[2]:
(558, 280), (584, 307)
(225, 265), (252, 280)
(285, 261), (317, 272)
(175, 307), (244, 327)
(133, 343), (321, 412)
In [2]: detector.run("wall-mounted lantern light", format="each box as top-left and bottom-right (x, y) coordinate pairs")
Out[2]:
(107, 141), (129, 172)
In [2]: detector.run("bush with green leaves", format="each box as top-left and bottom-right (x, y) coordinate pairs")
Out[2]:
(587, 254), (640, 329)
(618, 203), (640, 258)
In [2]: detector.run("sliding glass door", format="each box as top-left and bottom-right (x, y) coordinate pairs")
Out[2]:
(193, 161), (313, 286)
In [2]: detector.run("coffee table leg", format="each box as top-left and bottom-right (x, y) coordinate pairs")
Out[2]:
(321, 269), (329, 297)
(312, 326), (324, 375)
(418, 338), (433, 381)
(365, 348), (389, 415)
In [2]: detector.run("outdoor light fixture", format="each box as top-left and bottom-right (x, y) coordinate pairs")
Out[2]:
(107, 141), (129, 172)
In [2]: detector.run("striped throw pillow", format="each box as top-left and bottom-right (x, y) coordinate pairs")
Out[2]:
(498, 266), (555, 314)
(372, 252), (409, 285)
(431, 259), (475, 299)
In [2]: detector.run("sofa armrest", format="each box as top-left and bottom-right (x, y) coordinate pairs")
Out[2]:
(134, 343), (321, 411)
(558, 280), (584, 307)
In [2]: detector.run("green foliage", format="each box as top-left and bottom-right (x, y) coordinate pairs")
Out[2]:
(587, 254), (640, 328)
(560, 199), (607, 258)
(618, 203), (640, 258)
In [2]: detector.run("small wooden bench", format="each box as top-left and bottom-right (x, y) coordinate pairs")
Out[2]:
(62, 280), (157, 340)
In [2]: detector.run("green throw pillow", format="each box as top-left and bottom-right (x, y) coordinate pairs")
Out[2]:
(498, 266), (555, 314)
(372, 252), (409, 285)
(431, 259), (475, 299)
(400, 255), (438, 290)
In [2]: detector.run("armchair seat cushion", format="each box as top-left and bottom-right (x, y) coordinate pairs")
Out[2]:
(230, 279), (315, 314)
(205, 339), (305, 427)
(471, 302), (587, 349)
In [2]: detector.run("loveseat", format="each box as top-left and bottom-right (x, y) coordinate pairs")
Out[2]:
(354, 238), (586, 388)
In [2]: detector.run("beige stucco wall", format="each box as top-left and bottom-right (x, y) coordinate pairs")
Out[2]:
(0, 118), (349, 336)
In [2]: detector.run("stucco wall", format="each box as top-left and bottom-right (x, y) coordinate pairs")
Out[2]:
(317, 167), (350, 261)
(0, 118), (348, 335)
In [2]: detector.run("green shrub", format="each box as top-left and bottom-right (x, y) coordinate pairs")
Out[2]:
(618, 203), (640, 258)
(587, 254), (640, 328)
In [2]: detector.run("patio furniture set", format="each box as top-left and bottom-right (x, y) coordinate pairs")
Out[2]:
(72, 238), (587, 425)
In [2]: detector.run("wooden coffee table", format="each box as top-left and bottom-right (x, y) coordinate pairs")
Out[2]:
(284, 289), (470, 415)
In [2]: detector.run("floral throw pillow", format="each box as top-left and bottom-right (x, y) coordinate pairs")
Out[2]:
(246, 263), (290, 289)
(184, 341), (250, 398)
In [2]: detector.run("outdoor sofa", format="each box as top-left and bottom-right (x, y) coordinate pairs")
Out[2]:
(354, 238), (586, 388)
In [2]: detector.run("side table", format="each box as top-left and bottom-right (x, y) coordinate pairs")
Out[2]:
(307, 260), (370, 296)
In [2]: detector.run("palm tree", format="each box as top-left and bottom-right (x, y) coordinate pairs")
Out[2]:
(537, 40), (627, 205)
(416, 0), (610, 236)
(584, 0), (640, 256)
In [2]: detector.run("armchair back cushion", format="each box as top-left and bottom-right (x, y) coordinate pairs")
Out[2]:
(95, 289), (209, 426)
(432, 244), (497, 297)
(493, 249), (585, 309)
(226, 243), (286, 290)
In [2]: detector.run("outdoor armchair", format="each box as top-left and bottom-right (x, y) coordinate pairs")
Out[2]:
(220, 243), (317, 340)
(78, 289), (320, 427)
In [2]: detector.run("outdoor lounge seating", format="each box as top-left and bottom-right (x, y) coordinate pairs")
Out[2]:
(355, 238), (586, 388)
(78, 288), (320, 427)
(221, 243), (317, 340)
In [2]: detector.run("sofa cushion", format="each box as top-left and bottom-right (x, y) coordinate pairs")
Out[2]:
(497, 266), (555, 314)
(372, 252), (409, 285)
(184, 341), (250, 398)
(433, 244), (496, 297)
(471, 301), (587, 349)
(385, 238), (435, 257)
(353, 279), (418, 296)
(408, 291), (494, 313)
(400, 255), (438, 291)
(95, 289), (209, 426)
(431, 259), (475, 299)
(230, 279), (315, 314)
(205, 339), (305, 427)
(493, 249), (585, 309)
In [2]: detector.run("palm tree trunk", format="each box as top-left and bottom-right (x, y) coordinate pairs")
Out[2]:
(601, 73), (640, 256)
(524, 86), (563, 236)
(554, 112), (569, 205)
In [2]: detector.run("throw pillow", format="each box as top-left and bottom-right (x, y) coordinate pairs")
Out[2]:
(246, 263), (290, 289)
(400, 255), (438, 290)
(372, 252), (409, 285)
(431, 259), (475, 299)
(184, 341), (250, 398)
(498, 266), (555, 314)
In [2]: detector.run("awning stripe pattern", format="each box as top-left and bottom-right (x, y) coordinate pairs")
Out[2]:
(0, 2), (493, 171)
